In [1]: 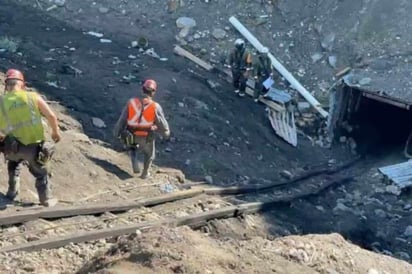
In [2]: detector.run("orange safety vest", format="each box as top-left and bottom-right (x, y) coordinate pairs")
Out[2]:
(127, 98), (156, 136)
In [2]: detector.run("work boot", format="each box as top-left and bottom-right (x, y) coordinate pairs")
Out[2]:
(6, 177), (20, 201)
(38, 189), (58, 207)
(36, 179), (57, 207)
(140, 170), (151, 179)
(238, 92), (246, 97)
(40, 198), (58, 207)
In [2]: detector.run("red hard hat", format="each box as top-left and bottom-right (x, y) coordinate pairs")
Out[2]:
(5, 69), (25, 82)
(142, 79), (157, 92)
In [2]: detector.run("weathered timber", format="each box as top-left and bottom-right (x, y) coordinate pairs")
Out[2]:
(173, 45), (214, 71)
(205, 157), (360, 195)
(0, 189), (204, 226)
(0, 176), (351, 253)
(245, 87), (285, 112)
(0, 158), (358, 226)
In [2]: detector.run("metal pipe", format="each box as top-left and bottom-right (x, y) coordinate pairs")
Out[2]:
(229, 16), (329, 118)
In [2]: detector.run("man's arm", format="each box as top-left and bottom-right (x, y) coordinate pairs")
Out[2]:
(37, 95), (61, 143)
(227, 51), (234, 66)
(245, 52), (253, 69)
(154, 103), (170, 138)
(113, 103), (129, 138)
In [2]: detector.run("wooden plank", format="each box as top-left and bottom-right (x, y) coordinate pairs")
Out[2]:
(173, 45), (214, 71)
(245, 87), (285, 112)
(0, 206), (239, 252)
(204, 157), (359, 195)
(0, 158), (359, 226)
(0, 176), (352, 253)
(0, 189), (204, 226)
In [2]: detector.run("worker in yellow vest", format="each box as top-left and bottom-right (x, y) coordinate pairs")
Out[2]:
(114, 79), (170, 179)
(0, 69), (61, 207)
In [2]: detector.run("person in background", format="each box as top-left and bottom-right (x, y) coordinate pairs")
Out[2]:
(227, 39), (252, 97)
(253, 47), (273, 103)
(114, 79), (170, 179)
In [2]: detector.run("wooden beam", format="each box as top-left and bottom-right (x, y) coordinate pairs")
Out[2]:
(173, 45), (214, 71)
(0, 189), (203, 226)
(0, 176), (352, 253)
(245, 87), (285, 112)
(0, 158), (359, 226)
(205, 157), (359, 195)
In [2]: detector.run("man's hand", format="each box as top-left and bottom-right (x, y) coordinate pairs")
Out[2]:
(150, 125), (158, 131)
(51, 130), (61, 143)
(37, 95), (61, 143)
(164, 130), (171, 140)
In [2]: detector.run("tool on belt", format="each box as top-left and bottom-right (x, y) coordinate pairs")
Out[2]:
(119, 129), (135, 146)
(0, 136), (55, 165)
(37, 141), (55, 165)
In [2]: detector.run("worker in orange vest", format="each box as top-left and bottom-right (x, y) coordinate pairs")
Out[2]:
(114, 79), (170, 179)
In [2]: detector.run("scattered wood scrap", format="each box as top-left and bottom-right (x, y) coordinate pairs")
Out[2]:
(173, 45), (214, 71)
(0, 189), (203, 226)
(0, 158), (358, 227)
(245, 87), (285, 112)
(0, 176), (352, 253)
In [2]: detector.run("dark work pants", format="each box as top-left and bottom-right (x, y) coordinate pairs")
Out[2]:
(6, 143), (51, 201)
(232, 69), (247, 92)
(129, 135), (155, 175)
(254, 76), (269, 99)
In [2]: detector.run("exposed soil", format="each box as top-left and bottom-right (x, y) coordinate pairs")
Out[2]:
(0, 0), (411, 273)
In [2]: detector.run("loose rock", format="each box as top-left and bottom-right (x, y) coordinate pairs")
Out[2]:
(333, 202), (351, 213)
(176, 17), (196, 29)
(212, 28), (226, 40)
(385, 185), (401, 196)
(311, 52), (323, 63)
(374, 209), (387, 218)
(321, 33), (336, 51)
(395, 251), (410, 261)
(98, 7), (109, 14)
(367, 268), (380, 274)
(205, 175), (213, 184)
(91, 117), (106, 128)
(280, 170), (293, 180)
(328, 55), (337, 68)
(403, 225), (412, 237)
(359, 77), (372, 86)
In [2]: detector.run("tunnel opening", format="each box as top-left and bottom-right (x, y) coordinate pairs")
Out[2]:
(330, 85), (412, 157)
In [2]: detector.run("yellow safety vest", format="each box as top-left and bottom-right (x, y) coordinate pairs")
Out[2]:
(0, 90), (45, 145)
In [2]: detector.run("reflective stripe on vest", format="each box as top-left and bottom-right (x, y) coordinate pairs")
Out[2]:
(127, 98), (156, 136)
(0, 91), (44, 145)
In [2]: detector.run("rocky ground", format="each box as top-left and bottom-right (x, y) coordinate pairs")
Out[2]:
(0, 0), (411, 273)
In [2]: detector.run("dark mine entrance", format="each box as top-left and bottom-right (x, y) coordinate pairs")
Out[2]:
(345, 89), (412, 156)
